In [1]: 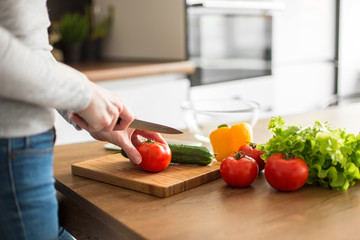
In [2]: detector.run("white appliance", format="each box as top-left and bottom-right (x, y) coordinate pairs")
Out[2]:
(186, 0), (284, 118)
(187, 0), (284, 86)
(188, 0), (337, 118)
(337, 0), (360, 96)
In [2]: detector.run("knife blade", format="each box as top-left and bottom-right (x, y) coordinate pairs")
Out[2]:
(117, 118), (183, 134)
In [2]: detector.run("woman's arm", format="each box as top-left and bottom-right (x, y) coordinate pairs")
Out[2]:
(0, 26), (91, 112)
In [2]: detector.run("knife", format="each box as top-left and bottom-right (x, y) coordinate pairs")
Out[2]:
(116, 118), (183, 134)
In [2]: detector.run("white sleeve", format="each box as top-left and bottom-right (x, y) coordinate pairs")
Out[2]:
(0, 25), (91, 112)
(57, 109), (82, 130)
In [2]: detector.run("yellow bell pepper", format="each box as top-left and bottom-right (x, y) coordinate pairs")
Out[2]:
(209, 122), (253, 161)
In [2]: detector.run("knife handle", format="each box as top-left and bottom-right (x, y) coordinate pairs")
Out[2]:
(116, 117), (121, 125)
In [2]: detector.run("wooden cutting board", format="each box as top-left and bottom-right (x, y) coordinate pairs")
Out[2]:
(72, 153), (221, 197)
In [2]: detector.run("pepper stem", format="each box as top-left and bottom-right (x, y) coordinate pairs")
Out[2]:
(217, 124), (230, 129)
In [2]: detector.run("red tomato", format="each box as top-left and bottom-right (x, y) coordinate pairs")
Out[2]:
(238, 143), (265, 172)
(137, 141), (171, 173)
(264, 153), (309, 191)
(220, 152), (259, 187)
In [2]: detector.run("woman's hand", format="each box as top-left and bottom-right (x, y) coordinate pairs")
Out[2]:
(90, 129), (167, 165)
(70, 82), (134, 132)
(69, 82), (167, 165)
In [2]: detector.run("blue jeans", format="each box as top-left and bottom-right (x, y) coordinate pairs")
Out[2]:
(0, 129), (74, 240)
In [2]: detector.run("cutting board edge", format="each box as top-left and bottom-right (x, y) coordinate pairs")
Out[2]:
(71, 157), (221, 198)
(162, 168), (221, 197)
(72, 164), (177, 197)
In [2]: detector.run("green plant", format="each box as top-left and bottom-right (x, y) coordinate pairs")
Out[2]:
(85, 5), (114, 40)
(59, 12), (90, 44)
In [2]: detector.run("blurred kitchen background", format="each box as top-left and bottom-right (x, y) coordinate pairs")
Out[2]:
(47, 0), (360, 145)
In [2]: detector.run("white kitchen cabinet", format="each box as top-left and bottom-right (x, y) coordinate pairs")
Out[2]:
(97, 74), (190, 128)
(54, 74), (190, 145)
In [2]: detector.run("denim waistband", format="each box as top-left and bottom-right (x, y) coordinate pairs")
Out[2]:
(0, 128), (55, 148)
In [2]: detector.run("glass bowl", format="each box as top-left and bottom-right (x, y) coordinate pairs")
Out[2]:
(181, 98), (260, 143)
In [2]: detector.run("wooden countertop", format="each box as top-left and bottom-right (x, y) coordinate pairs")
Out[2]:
(71, 60), (196, 82)
(54, 103), (360, 240)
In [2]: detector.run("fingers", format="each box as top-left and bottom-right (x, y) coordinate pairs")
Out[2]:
(126, 130), (166, 165)
(151, 133), (167, 144)
(70, 113), (90, 131)
(132, 130), (167, 145)
(75, 82), (134, 133)
(121, 144), (142, 165)
(99, 105), (120, 132)
(92, 129), (142, 165)
(89, 132), (106, 141)
(113, 104), (134, 131)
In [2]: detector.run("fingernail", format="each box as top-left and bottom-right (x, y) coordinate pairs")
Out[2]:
(134, 157), (142, 165)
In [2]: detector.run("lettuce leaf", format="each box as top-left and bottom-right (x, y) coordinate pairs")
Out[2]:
(259, 116), (360, 190)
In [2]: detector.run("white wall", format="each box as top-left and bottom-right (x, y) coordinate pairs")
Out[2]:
(93, 0), (187, 61)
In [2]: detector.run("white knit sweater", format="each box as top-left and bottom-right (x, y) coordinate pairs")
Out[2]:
(0, 0), (91, 137)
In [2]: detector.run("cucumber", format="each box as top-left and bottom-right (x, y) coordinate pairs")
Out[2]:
(119, 144), (214, 166)
(169, 144), (214, 166)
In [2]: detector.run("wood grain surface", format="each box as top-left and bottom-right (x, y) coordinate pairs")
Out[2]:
(72, 154), (220, 197)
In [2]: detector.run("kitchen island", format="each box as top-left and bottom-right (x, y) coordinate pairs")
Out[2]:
(54, 103), (360, 240)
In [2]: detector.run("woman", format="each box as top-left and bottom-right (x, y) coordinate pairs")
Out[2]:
(0, 0), (165, 239)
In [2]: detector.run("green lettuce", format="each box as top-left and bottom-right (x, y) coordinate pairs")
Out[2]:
(259, 116), (360, 190)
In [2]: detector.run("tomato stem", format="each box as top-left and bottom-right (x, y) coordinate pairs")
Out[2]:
(283, 152), (295, 160)
(249, 142), (257, 149)
(144, 139), (155, 145)
(234, 151), (246, 160)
